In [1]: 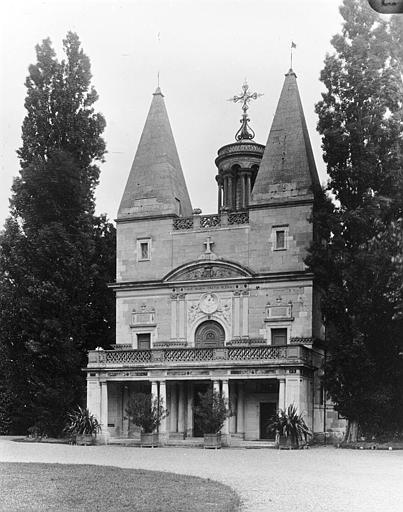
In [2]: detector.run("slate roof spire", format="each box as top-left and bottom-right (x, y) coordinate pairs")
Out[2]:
(118, 87), (192, 220)
(251, 69), (320, 205)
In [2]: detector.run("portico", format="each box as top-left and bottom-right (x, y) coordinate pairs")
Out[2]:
(86, 343), (316, 443)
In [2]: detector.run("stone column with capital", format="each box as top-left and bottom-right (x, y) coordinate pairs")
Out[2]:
(178, 382), (185, 438)
(278, 378), (286, 411)
(170, 382), (178, 433)
(100, 381), (109, 443)
(186, 383), (194, 438)
(221, 379), (230, 446)
(236, 381), (245, 436)
(159, 380), (168, 444)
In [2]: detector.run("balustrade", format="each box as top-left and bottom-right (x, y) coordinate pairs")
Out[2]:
(172, 211), (248, 231)
(88, 344), (313, 367)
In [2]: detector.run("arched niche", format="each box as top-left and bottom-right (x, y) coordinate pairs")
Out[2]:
(194, 320), (225, 348)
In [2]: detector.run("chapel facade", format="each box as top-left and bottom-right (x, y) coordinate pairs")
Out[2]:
(86, 70), (343, 443)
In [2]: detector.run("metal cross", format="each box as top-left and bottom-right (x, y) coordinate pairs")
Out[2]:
(228, 80), (263, 115)
(204, 237), (214, 254)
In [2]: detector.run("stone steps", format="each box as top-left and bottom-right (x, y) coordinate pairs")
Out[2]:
(106, 436), (276, 449)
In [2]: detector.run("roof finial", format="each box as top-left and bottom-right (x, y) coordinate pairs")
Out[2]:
(290, 41), (296, 71)
(228, 80), (263, 141)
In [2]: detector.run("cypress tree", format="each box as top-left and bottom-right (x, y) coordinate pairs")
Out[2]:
(307, 0), (403, 440)
(0, 33), (115, 435)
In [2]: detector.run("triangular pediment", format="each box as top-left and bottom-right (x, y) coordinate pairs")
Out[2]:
(163, 260), (253, 283)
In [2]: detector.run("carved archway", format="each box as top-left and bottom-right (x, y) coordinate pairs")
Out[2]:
(194, 320), (225, 348)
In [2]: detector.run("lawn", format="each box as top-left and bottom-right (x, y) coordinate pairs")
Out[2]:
(0, 462), (240, 512)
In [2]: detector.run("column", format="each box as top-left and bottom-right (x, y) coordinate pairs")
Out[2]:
(245, 174), (251, 207)
(278, 378), (286, 411)
(170, 295), (177, 340)
(221, 380), (230, 435)
(228, 175), (233, 210)
(86, 378), (101, 421)
(159, 381), (168, 441)
(233, 292), (241, 337)
(223, 175), (228, 207)
(240, 173), (246, 209)
(100, 381), (108, 437)
(217, 180), (222, 211)
(186, 383), (194, 437)
(236, 381), (244, 434)
(178, 382), (185, 435)
(213, 380), (220, 394)
(178, 294), (185, 340)
(170, 383), (178, 433)
(241, 291), (249, 337)
(151, 380), (158, 399)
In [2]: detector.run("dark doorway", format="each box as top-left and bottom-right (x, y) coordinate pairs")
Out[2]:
(259, 402), (277, 439)
(195, 320), (225, 348)
(193, 382), (210, 437)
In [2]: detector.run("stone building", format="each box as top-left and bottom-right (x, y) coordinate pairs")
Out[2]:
(86, 70), (341, 443)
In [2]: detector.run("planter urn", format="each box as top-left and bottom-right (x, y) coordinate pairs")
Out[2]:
(75, 434), (96, 446)
(140, 432), (159, 447)
(204, 433), (222, 449)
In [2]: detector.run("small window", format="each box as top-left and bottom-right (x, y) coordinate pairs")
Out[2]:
(276, 230), (285, 249)
(137, 238), (151, 261)
(273, 226), (288, 251)
(271, 328), (287, 346)
(137, 333), (151, 350)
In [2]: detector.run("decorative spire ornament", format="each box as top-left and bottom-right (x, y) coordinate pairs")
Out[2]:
(228, 80), (263, 141)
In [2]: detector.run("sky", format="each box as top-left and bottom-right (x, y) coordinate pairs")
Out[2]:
(0, 0), (348, 227)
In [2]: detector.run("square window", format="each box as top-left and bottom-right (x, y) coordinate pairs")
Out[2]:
(137, 239), (151, 261)
(271, 328), (287, 346)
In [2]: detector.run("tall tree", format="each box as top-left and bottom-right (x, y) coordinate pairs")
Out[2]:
(0, 33), (115, 435)
(307, 0), (403, 441)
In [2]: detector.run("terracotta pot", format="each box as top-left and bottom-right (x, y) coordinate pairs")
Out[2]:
(140, 432), (159, 447)
(204, 433), (222, 449)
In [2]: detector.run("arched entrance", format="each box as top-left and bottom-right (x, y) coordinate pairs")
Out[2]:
(194, 320), (225, 348)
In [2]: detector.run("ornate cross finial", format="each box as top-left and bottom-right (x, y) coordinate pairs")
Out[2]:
(228, 80), (263, 141)
(229, 80), (263, 115)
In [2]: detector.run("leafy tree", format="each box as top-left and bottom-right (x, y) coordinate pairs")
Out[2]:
(0, 33), (115, 435)
(307, 0), (403, 441)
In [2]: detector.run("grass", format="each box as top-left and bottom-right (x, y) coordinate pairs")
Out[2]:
(0, 462), (240, 512)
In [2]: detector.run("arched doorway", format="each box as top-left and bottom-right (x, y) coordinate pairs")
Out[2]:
(194, 320), (225, 348)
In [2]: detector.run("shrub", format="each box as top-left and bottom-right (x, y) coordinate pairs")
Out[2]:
(125, 393), (168, 433)
(267, 404), (311, 447)
(64, 406), (101, 436)
(193, 389), (231, 434)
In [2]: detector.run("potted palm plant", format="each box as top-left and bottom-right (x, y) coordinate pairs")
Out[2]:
(267, 404), (311, 449)
(125, 392), (169, 447)
(64, 405), (101, 445)
(193, 389), (231, 449)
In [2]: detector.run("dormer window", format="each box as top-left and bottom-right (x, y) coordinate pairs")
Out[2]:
(137, 238), (151, 261)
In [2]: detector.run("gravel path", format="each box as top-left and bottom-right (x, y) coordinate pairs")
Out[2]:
(1, 438), (402, 512)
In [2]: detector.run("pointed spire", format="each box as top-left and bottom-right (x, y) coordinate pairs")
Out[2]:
(118, 88), (192, 219)
(251, 70), (320, 205)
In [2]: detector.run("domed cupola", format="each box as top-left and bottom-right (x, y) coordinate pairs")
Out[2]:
(215, 81), (265, 212)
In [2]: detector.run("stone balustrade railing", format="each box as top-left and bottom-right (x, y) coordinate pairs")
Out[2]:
(88, 344), (314, 368)
(173, 211), (249, 231)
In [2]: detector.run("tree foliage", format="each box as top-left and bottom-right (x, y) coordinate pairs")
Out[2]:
(307, 0), (403, 439)
(0, 32), (115, 436)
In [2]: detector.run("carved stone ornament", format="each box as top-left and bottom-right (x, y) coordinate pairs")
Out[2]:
(199, 293), (219, 314)
(175, 265), (242, 281)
